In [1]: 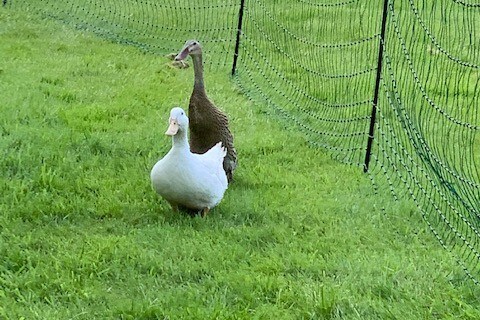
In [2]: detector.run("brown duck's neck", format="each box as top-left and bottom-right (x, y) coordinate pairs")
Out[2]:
(192, 54), (206, 93)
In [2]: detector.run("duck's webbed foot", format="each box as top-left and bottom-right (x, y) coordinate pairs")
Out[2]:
(200, 207), (210, 218)
(168, 202), (179, 213)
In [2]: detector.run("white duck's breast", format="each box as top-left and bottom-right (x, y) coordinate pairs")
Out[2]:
(151, 149), (226, 209)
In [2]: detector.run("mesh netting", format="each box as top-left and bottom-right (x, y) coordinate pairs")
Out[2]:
(4, 0), (480, 283)
(234, 0), (382, 166)
(375, 0), (480, 281)
(4, 0), (240, 67)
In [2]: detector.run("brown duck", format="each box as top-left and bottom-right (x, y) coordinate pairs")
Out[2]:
(175, 40), (237, 182)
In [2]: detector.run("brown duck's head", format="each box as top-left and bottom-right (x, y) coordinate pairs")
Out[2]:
(175, 40), (202, 61)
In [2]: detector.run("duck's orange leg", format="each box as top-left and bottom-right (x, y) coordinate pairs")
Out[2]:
(200, 207), (210, 218)
(167, 201), (179, 213)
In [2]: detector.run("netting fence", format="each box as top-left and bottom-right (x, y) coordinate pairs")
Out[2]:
(4, 0), (479, 283)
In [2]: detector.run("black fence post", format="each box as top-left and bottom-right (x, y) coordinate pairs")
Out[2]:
(364, 0), (389, 173)
(231, 0), (246, 76)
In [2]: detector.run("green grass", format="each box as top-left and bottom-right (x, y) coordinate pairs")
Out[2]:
(1, 9), (480, 319)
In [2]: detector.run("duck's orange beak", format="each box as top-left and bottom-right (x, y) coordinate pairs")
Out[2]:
(165, 119), (179, 136)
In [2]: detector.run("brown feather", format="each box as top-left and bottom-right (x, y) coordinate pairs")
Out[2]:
(189, 88), (237, 182)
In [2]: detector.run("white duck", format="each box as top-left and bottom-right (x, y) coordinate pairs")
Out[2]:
(150, 107), (228, 216)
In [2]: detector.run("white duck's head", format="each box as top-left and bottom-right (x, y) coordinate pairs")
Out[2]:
(165, 107), (188, 136)
(175, 40), (202, 61)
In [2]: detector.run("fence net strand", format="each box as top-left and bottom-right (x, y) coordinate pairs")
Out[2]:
(5, 0), (480, 283)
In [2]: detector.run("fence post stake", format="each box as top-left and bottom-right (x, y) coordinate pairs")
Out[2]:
(231, 0), (246, 76)
(364, 0), (389, 173)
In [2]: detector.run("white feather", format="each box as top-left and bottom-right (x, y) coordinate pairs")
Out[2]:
(150, 108), (228, 211)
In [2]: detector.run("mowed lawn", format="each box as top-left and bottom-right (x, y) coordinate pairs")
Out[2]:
(1, 9), (479, 320)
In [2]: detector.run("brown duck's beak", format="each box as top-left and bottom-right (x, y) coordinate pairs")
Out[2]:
(175, 46), (190, 61)
(165, 119), (179, 136)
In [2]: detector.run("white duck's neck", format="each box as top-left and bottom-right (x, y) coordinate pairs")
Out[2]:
(171, 129), (189, 151)
(191, 53), (206, 93)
